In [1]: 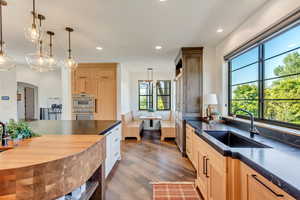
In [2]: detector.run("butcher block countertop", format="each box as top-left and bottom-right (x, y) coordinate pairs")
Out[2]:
(0, 134), (106, 200)
(0, 134), (104, 170)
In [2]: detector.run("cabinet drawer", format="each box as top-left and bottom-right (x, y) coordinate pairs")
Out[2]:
(240, 162), (295, 200)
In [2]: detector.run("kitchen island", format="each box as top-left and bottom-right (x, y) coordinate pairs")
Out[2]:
(0, 120), (121, 200)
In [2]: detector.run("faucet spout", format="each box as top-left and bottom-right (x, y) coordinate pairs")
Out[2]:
(0, 121), (8, 146)
(234, 109), (259, 138)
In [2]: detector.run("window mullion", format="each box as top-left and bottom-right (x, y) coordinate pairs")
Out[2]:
(258, 45), (264, 120)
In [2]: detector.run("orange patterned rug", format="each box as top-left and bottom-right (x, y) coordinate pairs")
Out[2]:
(151, 182), (201, 200)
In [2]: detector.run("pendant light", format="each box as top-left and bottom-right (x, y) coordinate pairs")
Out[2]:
(25, 14), (50, 72)
(146, 68), (154, 82)
(26, 39), (50, 72)
(64, 27), (78, 69)
(0, 0), (15, 72)
(24, 0), (42, 43)
(46, 31), (58, 70)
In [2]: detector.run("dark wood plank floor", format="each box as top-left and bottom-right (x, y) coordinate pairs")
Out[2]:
(105, 130), (196, 200)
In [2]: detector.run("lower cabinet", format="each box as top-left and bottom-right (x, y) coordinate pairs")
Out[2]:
(185, 125), (296, 200)
(239, 162), (295, 200)
(194, 133), (228, 200)
(105, 124), (122, 178)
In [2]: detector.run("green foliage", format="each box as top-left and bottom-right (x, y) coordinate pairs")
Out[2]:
(274, 52), (300, 76)
(232, 84), (258, 117)
(232, 52), (300, 125)
(5, 119), (40, 139)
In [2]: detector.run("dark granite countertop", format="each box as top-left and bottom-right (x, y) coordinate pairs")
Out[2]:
(28, 120), (121, 135)
(186, 120), (300, 199)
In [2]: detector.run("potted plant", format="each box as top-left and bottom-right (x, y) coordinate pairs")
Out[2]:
(5, 119), (39, 144)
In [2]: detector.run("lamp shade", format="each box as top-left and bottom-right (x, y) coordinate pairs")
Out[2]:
(204, 93), (218, 105)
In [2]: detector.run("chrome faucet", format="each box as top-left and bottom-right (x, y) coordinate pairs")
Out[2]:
(234, 109), (259, 138)
(0, 121), (8, 146)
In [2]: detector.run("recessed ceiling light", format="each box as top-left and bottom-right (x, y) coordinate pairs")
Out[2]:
(159, 0), (167, 2)
(217, 28), (224, 33)
(96, 46), (103, 50)
(155, 46), (162, 50)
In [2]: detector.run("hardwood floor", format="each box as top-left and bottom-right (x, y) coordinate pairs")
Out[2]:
(105, 130), (196, 200)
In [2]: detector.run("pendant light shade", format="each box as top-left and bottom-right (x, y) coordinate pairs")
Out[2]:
(46, 31), (58, 71)
(146, 68), (154, 82)
(26, 40), (50, 72)
(64, 27), (77, 69)
(0, 0), (15, 72)
(24, 0), (42, 43)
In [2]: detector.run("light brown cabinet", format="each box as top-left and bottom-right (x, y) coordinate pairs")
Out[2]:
(186, 125), (296, 200)
(186, 124), (197, 169)
(194, 133), (228, 200)
(186, 126), (228, 200)
(175, 47), (203, 156)
(239, 162), (295, 200)
(72, 63), (117, 120)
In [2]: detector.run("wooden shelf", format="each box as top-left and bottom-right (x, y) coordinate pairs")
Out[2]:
(79, 181), (99, 200)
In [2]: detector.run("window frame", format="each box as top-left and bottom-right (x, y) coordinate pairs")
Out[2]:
(156, 80), (172, 111)
(228, 22), (300, 130)
(138, 80), (154, 111)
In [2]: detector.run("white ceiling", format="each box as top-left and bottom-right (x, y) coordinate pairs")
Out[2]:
(3, 0), (268, 69)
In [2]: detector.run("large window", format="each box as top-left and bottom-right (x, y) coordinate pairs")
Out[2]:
(229, 23), (300, 128)
(156, 80), (171, 110)
(138, 81), (153, 110)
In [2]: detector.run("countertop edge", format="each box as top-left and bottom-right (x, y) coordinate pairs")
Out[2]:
(99, 120), (121, 135)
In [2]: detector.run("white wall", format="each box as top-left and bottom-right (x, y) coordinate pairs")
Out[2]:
(0, 69), (17, 122)
(128, 70), (175, 120)
(61, 67), (72, 120)
(119, 64), (131, 115)
(215, 0), (300, 116)
(16, 65), (62, 108)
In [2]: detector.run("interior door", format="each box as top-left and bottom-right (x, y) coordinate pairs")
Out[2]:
(25, 87), (35, 120)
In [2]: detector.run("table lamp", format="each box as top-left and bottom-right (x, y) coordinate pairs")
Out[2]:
(204, 93), (218, 120)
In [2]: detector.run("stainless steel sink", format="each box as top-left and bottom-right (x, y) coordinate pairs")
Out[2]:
(204, 130), (270, 148)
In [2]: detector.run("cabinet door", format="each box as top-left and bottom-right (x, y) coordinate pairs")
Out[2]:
(196, 146), (208, 199)
(207, 159), (227, 200)
(75, 70), (91, 94)
(94, 71), (116, 120)
(240, 162), (295, 200)
(248, 175), (285, 200)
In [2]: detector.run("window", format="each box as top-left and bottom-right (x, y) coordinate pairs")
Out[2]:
(228, 23), (300, 128)
(138, 81), (153, 110)
(156, 80), (171, 110)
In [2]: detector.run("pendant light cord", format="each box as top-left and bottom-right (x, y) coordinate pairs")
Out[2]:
(50, 34), (53, 57)
(0, 1), (3, 54)
(39, 40), (43, 56)
(32, 0), (36, 26)
(68, 31), (71, 59)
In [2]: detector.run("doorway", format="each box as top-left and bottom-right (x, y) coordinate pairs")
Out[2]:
(17, 82), (38, 121)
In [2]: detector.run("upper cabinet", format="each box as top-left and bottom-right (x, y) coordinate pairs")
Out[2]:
(175, 47), (203, 116)
(175, 47), (203, 155)
(72, 63), (117, 120)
